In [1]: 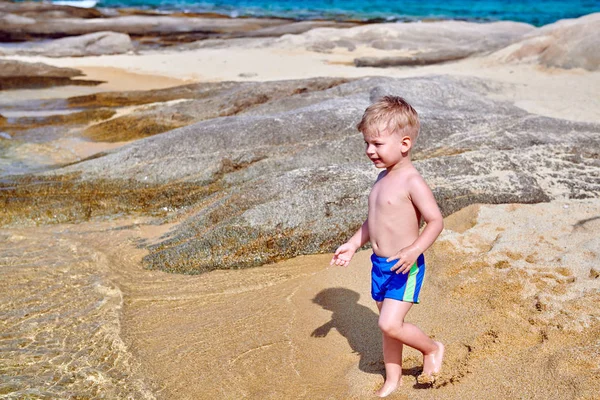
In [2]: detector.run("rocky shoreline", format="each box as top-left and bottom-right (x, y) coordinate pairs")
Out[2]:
(0, 1), (359, 49)
(1, 1), (598, 69)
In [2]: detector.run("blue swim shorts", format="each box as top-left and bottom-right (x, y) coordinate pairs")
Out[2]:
(371, 253), (426, 303)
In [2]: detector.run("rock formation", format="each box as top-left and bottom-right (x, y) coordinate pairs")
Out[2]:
(270, 20), (535, 64)
(2, 76), (598, 273)
(0, 31), (134, 57)
(0, 59), (101, 89)
(0, 1), (355, 45)
(489, 13), (600, 70)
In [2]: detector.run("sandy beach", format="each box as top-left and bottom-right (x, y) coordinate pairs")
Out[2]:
(1, 5), (599, 399)
(3, 200), (598, 399)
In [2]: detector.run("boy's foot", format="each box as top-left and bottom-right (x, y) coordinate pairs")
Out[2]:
(417, 341), (444, 384)
(375, 377), (402, 397)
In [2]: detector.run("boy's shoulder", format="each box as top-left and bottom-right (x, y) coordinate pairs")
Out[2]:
(395, 167), (429, 194)
(404, 167), (429, 187)
(404, 166), (425, 183)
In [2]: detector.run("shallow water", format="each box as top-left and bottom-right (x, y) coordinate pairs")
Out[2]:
(0, 220), (385, 399)
(0, 228), (154, 399)
(0, 109), (81, 119)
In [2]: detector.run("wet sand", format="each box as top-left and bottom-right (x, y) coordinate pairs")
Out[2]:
(0, 67), (189, 105)
(2, 200), (598, 399)
(72, 67), (192, 92)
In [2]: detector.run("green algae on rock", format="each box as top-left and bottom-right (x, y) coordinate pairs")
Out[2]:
(3, 109), (116, 134)
(83, 114), (190, 142)
(0, 173), (222, 226)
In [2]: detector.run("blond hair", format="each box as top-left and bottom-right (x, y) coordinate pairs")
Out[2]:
(357, 96), (420, 140)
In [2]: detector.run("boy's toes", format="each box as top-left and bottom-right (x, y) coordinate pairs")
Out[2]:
(416, 373), (436, 385)
(420, 341), (444, 383)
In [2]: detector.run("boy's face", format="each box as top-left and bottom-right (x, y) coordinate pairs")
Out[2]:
(363, 128), (408, 169)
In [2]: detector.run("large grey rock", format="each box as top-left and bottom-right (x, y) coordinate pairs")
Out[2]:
(40, 75), (598, 273)
(0, 31), (134, 57)
(0, 59), (82, 78)
(490, 13), (600, 70)
(63, 78), (350, 142)
(273, 20), (534, 57)
(0, 59), (101, 89)
(0, 13), (289, 39)
(0, 1), (102, 21)
(354, 48), (476, 67)
(241, 20), (359, 38)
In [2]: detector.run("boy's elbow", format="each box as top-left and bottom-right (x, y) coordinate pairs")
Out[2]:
(430, 216), (443, 235)
(434, 217), (444, 236)
(424, 213), (443, 233)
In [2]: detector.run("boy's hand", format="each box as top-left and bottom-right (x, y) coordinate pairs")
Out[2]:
(388, 246), (421, 274)
(330, 243), (356, 267)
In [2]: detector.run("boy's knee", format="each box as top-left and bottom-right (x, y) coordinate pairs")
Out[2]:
(378, 318), (403, 335)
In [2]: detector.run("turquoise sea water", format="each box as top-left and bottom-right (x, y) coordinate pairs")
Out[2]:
(56, 0), (600, 26)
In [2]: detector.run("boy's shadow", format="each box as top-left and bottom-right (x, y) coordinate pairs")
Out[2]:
(311, 287), (422, 379)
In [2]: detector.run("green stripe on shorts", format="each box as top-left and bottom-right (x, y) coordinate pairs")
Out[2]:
(402, 263), (419, 302)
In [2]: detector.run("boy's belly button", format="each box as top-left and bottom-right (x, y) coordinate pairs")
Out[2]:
(371, 241), (381, 254)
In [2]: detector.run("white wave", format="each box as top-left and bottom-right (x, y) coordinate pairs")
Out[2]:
(52, 0), (98, 8)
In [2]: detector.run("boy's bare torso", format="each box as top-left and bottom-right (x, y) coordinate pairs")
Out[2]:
(368, 166), (421, 258)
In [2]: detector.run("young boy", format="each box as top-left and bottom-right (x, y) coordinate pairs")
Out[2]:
(330, 96), (444, 397)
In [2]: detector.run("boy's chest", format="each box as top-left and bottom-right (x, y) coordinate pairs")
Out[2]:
(369, 181), (410, 208)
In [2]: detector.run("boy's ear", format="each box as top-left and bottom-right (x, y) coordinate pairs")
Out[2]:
(401, 135), (412, 153)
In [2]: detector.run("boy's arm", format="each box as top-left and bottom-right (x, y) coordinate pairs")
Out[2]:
(330, 219), (369, 267)
(389, 175), (443, 274)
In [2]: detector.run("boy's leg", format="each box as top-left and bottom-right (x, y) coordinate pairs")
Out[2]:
(375, 301), (404, 397)
(378, 298), (443, 376)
